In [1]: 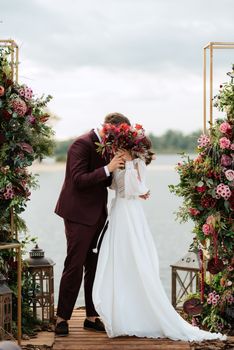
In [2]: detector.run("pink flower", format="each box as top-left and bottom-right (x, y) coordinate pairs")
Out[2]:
(191, 317), (198, 326)
(194, 155), (203, 164)
(226, 295), (234, 304)
(18, 85), (33, 100)
(11, 98), (27, 116)
(216, 183), (232, 200)
(197, 134), (210, 148)
(221, 154), (232, 166)
(206, 215), (216, 227)
(225, 169), (234, 181)
(219, 122), (231, 133)
(3, 186), (15, 200)
(189, 208), (200, 216)
(27, 115), (36, 124)
(202, 223), (211, 235)
(219, 137), (231, 149)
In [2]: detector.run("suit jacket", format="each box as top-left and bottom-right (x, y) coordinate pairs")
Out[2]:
(55, 129), (111, 225)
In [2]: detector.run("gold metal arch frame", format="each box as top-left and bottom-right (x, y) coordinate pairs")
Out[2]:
(0, 39), (21, 345)
(202, 42), (234, 299)
(203, 42), (234, 133)
(0, 39), (19, 82)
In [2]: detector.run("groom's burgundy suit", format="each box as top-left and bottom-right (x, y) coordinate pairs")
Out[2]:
(55, 129), (111, 320)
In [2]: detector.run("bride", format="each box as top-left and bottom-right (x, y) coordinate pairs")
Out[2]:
(92, 132), (226, 341)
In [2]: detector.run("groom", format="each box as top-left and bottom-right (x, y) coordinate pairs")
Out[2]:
(54, 112), (131, 336)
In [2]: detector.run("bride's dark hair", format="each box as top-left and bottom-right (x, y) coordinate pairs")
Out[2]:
(131, 136), (155, 165)
(143, 136), (155, 165)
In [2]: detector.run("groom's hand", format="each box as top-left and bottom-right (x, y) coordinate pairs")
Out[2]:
(107, 154), (125, 173)
(139, 190), (150, 200)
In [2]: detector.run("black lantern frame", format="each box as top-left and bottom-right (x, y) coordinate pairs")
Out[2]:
(24, 245), (55, 324)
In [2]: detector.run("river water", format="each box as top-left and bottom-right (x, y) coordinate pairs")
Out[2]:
(22, 154), (194, 306)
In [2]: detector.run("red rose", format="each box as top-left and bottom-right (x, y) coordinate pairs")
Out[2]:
(189, 208), (200, 216)
(196, 186), (206, 193)
(135, 124), (143, 130)
(120, 123), (130, 131)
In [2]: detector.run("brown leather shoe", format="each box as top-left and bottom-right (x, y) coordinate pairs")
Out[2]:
(83, 318), (105, 332)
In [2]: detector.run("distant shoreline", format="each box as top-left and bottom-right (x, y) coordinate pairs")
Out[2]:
(30, 161), (176, 172)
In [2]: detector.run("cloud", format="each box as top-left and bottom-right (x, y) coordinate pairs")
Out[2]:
(1, 0), (233, 138)
(1, 0), (234, 72)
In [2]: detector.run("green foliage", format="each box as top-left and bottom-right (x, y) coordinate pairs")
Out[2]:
(54, 138), (75, 161)
(170, 68), (234, 333)
(149, 129), (202, 154)
(0, 47), (55, 336)
(54, 130), (202, 162)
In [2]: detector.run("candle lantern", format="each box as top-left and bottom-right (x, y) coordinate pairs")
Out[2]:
(170, 252), (200, 309)
(24, 245), (55, 324)
(0, 273), (12, 339)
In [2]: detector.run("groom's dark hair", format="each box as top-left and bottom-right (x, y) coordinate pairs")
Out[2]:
(104, 112), (131, 126)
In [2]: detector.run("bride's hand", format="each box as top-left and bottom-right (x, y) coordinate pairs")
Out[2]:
(139, 190), (150, 200)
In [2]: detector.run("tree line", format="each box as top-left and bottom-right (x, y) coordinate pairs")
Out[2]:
(54, 129), (202, 162)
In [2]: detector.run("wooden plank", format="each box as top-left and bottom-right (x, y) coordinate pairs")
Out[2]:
(54, 308), (234, 350)
(21, 331), (55, 347)
(54, 346), (189, 350)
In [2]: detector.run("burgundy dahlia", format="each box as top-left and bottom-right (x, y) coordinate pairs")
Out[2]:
(201, 196), (217, 209)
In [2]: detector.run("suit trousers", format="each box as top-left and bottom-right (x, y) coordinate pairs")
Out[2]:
(57, 209), (107, 320)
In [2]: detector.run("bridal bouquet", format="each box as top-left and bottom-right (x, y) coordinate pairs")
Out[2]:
(96, 123), (151, 160)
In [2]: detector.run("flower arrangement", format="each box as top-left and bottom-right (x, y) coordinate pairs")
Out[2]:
(0, 47), (54, 236)
(0, 46), (55, 335)
(96, 123), (153, 163)
(169, 67), (234, 333)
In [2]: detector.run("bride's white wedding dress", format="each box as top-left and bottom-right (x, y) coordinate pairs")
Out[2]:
(92, 159), (226, 341)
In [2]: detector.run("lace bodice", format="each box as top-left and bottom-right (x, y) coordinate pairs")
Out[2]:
(110, 158), (149, 199)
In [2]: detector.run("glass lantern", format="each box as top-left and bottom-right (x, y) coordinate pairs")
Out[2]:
(24, 245), (55, 324)
(170, 252), (200, 309)
(0, 273), (12, 339)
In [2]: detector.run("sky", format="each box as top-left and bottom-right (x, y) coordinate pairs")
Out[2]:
(1, 0), (234, 139)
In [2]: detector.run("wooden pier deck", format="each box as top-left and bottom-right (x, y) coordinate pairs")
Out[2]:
(53, 308), (234, 350)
